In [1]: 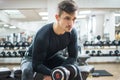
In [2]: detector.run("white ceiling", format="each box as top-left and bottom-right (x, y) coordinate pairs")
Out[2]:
(0, 0), (120, 23)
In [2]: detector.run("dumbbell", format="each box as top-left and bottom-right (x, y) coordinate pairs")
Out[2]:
(90, 50), (96, 56)
(109, 51), (114, 56)
(91, 41), (95, 46)
(97, 50), (102, 56)
(13, 41), (19, 49)
(4, 41), (13, 49)
(0, 51), (5, 57)
(51, 65), (79, 80)
(96, 41), (103, 47)
(51, 66), (70, 80)
(6, 51), (11, 57)
(114, 50), (119, 56)
(85, 50), (90, 54)
(22, 41), (30, 48)
(112, 40), (119, 46)
(83, 41), (91, 46)
(17, 41), (23, 49)
(18, 50), (25, 57)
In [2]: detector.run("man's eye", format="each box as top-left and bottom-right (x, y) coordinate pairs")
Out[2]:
(64, 17), (70, 20)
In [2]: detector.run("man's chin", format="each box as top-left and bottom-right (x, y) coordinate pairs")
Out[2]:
(66, 29), (72, 32)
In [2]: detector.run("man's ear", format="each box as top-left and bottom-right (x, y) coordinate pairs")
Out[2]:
(55, 14), (59, 21)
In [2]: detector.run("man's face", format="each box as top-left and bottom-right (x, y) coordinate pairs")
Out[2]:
(57, 11), (77, 32)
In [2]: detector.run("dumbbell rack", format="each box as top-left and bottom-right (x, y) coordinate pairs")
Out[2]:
(0, 41), (30, 64)
(83, 40), (120, 63)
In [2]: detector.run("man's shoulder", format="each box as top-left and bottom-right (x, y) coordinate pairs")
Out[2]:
(39, 23), (53, 31)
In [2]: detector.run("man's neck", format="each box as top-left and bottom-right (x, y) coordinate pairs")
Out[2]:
(53, 22), (65, 35)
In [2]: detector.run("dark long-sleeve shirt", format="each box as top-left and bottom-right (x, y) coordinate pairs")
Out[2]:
(29, 23), (78, 75)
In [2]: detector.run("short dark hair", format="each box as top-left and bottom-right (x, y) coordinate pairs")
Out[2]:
(58, 0), (78, 16)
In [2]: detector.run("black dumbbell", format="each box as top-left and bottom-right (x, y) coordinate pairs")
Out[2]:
(17, 41), (23, 49)
(97, 50), (102, 56)
(109, 51), (113, 56)
(18, 50), (25, 57)
(12, 51), (17, 57)
(7, 51), (11, 57)
(91, 41), (95, 46)
(114, 50), (119, 56)
(51, 65), (79, 80)
(22, 41), (30, 47)
(96, 35), (101, 40)
(4, 41), (13, 49)
(97, 41), (103, 47)
(112, 40), (119, 46)
(0, 51), (5, 57)
(90, 50), (96, 56)
(85, 50), (90, 54)
(51, 66), (70, 80)
(64, 65), (78, 80)
(84, 41), (91, 46)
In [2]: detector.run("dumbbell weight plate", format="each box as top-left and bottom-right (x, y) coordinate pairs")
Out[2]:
(51, 66), (70, 80)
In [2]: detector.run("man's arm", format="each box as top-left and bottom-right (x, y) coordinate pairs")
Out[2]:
(63, 29), (78, 65)
(32, 31), (52, 75)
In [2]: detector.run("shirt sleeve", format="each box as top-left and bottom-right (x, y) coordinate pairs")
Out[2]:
(32, 30), (52, 75)
(62, 29), (78, 65)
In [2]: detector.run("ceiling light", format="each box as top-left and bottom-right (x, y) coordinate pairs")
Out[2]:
(39, 12), (48, 16)
(114, 13), (120, 16)
(9, 25), (16, 29)
(77, 15), (87, 18)
(4, 24), (9, 27)
(79, 10), (91, 15)
(3, 10), (26, 18)
(42, 16), (48, 20)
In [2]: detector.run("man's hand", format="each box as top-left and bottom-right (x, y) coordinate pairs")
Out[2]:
(43, 75), (52, 80)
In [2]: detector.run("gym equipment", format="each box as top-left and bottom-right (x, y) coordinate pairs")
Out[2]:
(18, 50), (25, 57)
(22, 41), (30, 48)
(4, 41), (13, 49)
(96, 35), (101, 40)
(97, 50), (102, 56)
(17, 41), (23, 49)
(6, 51), (11, 57)
(0, 51), (5, 57)
(0, 67), (12, 80)
(85, 50), (90, 54)
(51, 65), (83, 80)
(109, 51), (114, 56)
(77, 55), (90, 65)
(64, 65), (78, 80)
(12, 51), (17, 57)
(51, 66), (70, 80)
(114, 50), (119, 56)
(83, 41), (91, 46)
(112, 40), (119, 46)
(96, 41), (103, 47)
(91, 41), (95, 46)
(90, 50), (96, 56)
(12, 67), (22, 80)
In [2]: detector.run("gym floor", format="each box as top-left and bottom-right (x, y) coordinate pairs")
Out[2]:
(0, 62), (120, 80)
(87, 62), (120, 80)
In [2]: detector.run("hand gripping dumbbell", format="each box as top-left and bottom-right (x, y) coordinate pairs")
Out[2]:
(51, 65), (80, 80)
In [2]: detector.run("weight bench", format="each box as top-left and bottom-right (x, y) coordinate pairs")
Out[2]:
(0, 67), (14, 80)
(12, 67), (22, 80)
(79, 65), (94, 80)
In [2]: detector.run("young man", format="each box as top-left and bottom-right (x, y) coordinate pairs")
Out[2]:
(21, 0), (79, 80)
